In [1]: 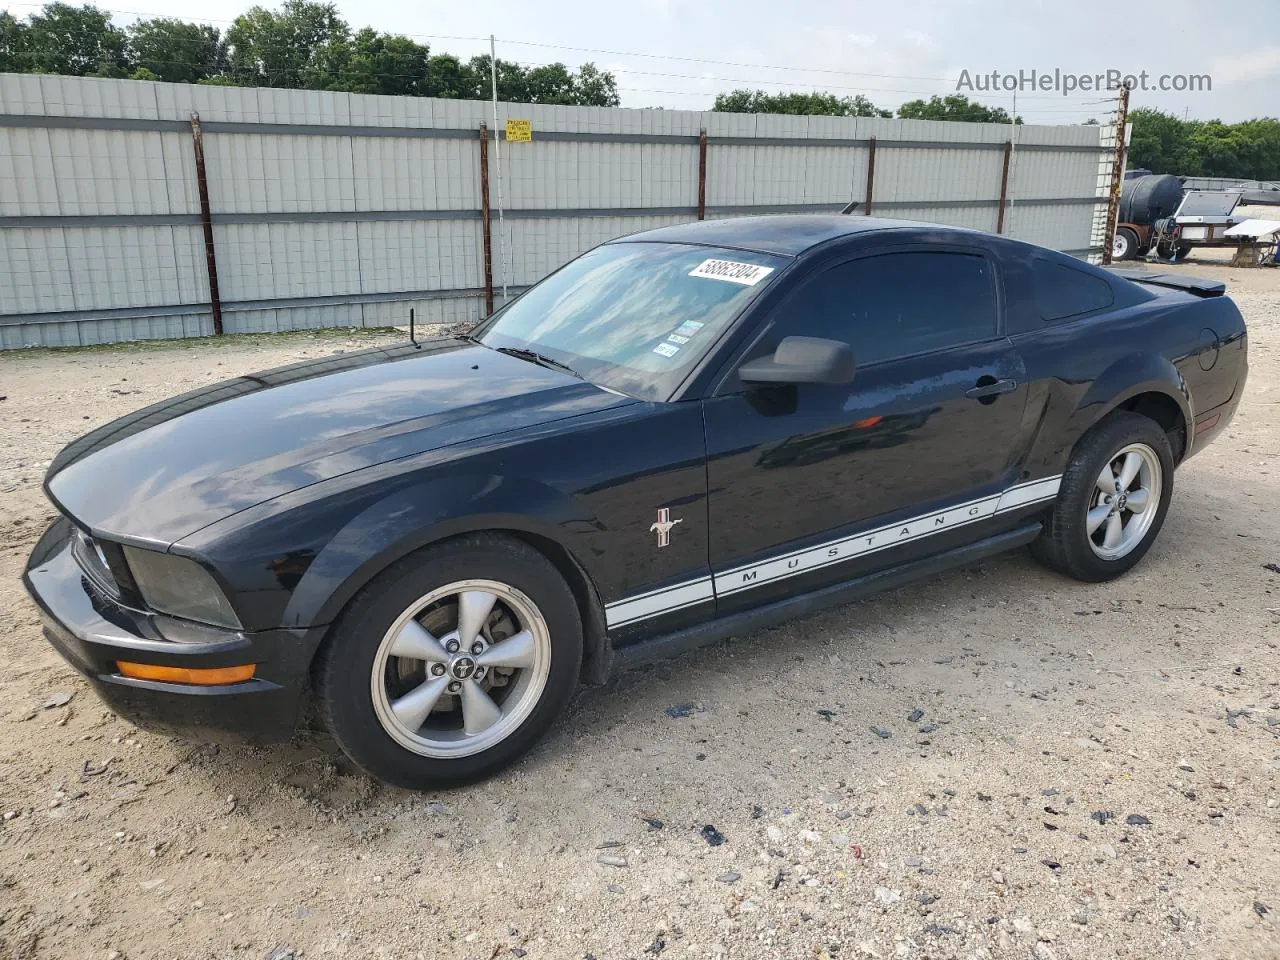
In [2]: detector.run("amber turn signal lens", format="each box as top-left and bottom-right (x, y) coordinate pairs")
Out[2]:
(116, 662), (255, 685)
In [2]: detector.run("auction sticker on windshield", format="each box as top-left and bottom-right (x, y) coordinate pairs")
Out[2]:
(689, 259), (775, 286)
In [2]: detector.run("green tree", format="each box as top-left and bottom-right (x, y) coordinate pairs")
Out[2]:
(1126, 109), (1280, 178)
(1230, 118), (1280, 179)
(4, 0), (622, 107)
(128, 18), (225, 84)
(465, 55), (530, 104)
(1, 11), (26, 73)
(896, 94), (1018, 124)
(225, 0), (347, 88)
(713, 89), (890, 117)
(526, 62), (575, 104)
(573, 62), (619, 107)
(423, 53), (477, 99)
(363, 33), (430, 97)
(1126, 108), (1194, 174)
(20, 3), (126, 76)
(304, 27), (430, 95)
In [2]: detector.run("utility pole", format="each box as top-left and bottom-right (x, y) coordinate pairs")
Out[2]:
(490, 35), (510, 303)
(1101, 84), (1130, 266)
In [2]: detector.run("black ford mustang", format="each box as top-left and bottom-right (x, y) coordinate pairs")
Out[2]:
(24, 216), (1248, 788)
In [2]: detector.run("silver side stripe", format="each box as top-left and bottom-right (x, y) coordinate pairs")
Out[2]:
(994, 475), (1062, 513)
(605, 577), (715, 628)
(605, 475), (1062, 628)
(716, 493), (1003, 595)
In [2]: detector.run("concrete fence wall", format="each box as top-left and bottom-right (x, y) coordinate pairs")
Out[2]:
(0, 74), (1114, 349)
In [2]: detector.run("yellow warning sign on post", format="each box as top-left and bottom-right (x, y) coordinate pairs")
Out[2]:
(505, 119), (532, 143)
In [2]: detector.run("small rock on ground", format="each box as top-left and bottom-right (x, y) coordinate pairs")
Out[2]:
(700, 824), (726, 846)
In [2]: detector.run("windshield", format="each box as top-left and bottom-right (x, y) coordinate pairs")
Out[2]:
(474, 241), (787, 400)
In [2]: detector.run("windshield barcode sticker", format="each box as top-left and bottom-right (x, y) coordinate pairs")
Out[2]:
(653, 342), (681, 358)
(689, 259), (775, 286)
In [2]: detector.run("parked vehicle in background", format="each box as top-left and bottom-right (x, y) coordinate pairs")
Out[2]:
(1180, 177), (1280, 207)
(1113, 174), (1184, 260)
(25, 216), (1248, 789)
(1114, 180), (1264, 263)
(1161, 190), (1250, 256)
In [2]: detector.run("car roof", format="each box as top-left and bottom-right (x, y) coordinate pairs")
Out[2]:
(611, 214), (983, 257)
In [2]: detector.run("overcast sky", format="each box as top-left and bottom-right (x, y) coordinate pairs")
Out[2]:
(8, 0), (1279, 122)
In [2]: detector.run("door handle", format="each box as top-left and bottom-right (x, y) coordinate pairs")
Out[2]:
(965, 377), (1018, 401)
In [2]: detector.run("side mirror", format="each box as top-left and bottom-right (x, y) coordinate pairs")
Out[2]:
(737, 336), (856, 386)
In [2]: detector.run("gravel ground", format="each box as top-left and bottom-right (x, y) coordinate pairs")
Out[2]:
(0, 257), (1277, 960)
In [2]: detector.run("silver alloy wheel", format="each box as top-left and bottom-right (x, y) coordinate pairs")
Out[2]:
(1085, 442), (1162, 560)
(370, 579), (552, 758)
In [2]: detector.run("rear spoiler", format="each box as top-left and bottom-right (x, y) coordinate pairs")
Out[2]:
(1104, 268), (1226, 298)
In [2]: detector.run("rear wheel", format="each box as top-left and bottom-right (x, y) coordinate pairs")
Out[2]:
(1030, 412), (1175, 581)
(313, 535), (582, 788)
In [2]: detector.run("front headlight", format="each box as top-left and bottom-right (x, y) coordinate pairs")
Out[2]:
(122, 547), (242, 630)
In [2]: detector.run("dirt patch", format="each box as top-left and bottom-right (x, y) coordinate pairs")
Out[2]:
(1, 275), (1277, 960)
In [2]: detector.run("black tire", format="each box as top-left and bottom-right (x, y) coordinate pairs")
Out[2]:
(1113, 227), (1139, 261)
(313, 534), (582, 789)
(1030, 412), (1175, 582)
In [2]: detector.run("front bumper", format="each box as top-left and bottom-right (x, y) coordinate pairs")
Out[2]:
(23, 518), (326, 743)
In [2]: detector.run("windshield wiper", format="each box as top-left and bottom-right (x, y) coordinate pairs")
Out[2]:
(493, 346), (583, 379)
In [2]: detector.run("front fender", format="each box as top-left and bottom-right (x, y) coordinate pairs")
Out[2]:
(179, 465), (605, 633)
(1061, 352), (1192, 456)
(283, 471), (601, 628)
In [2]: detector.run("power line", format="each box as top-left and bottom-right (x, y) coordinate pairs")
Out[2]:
(0, 1), (968, 87)
(499, 37), (957, 84)
(0, 2), (1140, 110)
(614, 89), (1105, 119)
(0, 51), (1109, 118)
(1, 2), (1125, 119)
(605, 67), (1110, 103)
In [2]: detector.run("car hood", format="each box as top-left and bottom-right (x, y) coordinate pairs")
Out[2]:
(46, 339), (633, 546)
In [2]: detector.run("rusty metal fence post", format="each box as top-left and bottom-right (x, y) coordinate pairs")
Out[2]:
(864, 136), (876, 215)
(697, 129), (708, 220)
(189, 112), (223, 335)
(479, 123), (494, 316)
(996, 140), (1013, 234)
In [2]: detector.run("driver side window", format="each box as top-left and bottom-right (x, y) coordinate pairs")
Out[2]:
(772, 251), (999, 366)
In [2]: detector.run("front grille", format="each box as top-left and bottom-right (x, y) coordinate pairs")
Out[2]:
(71, 529), (121, 600)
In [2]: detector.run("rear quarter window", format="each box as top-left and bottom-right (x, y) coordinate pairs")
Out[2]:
(1032, 258), (1115, 321)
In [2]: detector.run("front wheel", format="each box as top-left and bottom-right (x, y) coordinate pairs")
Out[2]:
(313, 535), (583, 789)
(1030, 412), (1175, 581)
